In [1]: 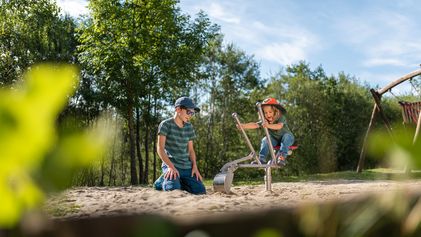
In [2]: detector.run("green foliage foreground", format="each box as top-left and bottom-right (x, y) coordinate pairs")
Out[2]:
(368, 124), (421, 170)
(0, 64), (112, 228)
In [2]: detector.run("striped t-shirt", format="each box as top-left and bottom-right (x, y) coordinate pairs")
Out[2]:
(158, 118), (196, 169)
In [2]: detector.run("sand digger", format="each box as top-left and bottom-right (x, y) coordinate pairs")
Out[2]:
(213, 102), (297, 193)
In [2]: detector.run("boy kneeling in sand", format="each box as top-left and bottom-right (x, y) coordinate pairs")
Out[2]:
(153, 97), (206, 195)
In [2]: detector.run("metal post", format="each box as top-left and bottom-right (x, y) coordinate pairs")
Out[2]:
(256, 102), (276, 192)
(265, 167), (272, 192)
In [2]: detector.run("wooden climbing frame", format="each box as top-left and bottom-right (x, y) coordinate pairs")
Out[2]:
(357, 68), (421, 173)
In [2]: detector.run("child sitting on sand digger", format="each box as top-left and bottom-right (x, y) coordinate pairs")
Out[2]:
(238, 97), (294, 165)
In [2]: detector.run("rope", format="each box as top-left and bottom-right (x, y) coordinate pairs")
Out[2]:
(409, 78), (421, 98)
(388, 88), (401, 101)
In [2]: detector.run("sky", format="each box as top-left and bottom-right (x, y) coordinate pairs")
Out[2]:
(57, 0), (421, 94)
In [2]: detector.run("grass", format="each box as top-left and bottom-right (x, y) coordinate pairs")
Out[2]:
(44, 203), (81, 217)
(203, 168), (421, 186)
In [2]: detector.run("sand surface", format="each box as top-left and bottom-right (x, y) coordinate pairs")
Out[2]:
(46, 180), (421, 223)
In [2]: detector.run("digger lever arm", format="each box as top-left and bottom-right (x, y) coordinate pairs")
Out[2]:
(232, 113), (261, 164)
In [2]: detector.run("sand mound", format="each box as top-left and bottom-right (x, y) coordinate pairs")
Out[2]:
(46, 180), (421, 223)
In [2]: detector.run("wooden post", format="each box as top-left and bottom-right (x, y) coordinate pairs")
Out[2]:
(370, 89), (393, 136)
(357, 103), (378, 173)
(403, 110), (421, 174)
(414, 111), (421, 144)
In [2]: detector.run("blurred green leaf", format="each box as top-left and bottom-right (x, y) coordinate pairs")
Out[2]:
(253, 228), (283, 237)
(367, 124), (421, 170)
(0, 64), (112, 228)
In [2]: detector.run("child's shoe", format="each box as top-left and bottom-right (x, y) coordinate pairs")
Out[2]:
(277, 155), (286, 166)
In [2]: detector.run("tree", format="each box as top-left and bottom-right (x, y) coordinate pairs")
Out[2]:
(0, 0), (77, 86)
(194, 40), (263, 177)
(77, 0), (218, 185)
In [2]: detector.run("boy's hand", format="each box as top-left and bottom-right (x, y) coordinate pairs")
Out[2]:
(191, 165), (203, 181)
(164, 166), (179, 180)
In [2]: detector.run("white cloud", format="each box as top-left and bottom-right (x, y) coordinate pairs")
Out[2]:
(335, 9), (421, 69)
(357, 70), (418, 95)
(207, 2), (241, 24)
(180, 0), (320, 69)
(252, 21), (319, 66)
(257, 41), (307, 66)
(358, 71), (401, 87)
(363, 58), (407, 67)
(56, 0), (88, 17)
(260, 43), (303, 66)
(182, 0), (421, 85)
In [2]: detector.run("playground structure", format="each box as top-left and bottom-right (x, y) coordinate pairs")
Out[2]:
(213, 102), (297, 193)
(357, 67), (421, 172)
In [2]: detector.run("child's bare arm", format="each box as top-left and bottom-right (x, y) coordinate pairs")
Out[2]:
(238, 122), (260, 130)
(188, 141), (203, 181)
(157, 135), (179, 179)
(262, 122), (283, 130)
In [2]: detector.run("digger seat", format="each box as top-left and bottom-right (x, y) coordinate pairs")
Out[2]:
(273, 145), (298, 151)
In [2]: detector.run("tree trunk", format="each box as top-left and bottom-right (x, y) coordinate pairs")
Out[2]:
(219, 90), (229, 165)
(99, 158), (105, 186)
(143, 95), (151, 184)
(153, 138), (157, 181)
(108, 115), (118, 186)
(108, 133), (116, 186)
(153, 97), (158, 181)
(136, 107), (144, 184)
(120, 138), (127, 185)
(128, 104), (138, 185)
(205, 85), (215, 177)
(143, 126), (150, 184)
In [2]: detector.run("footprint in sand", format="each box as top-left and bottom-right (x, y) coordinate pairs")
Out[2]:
(64, 199), (76, 203)
(208, 205), (223, 211)
(141, 196), (150, 201)
(162, 200), (174, 205)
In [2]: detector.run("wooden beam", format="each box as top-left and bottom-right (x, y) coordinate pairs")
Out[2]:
(403, 109), (421, 173)
(377, 69), (421, 95)
(370, 89), (393, 136)
(357, 103), (378, 173)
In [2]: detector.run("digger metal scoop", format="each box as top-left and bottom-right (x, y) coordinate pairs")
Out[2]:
(212, 153), (255, 193)
(212, 113), (257, 193)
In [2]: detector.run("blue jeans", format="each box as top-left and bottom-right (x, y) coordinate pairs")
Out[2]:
(259, 133), (294, 163)
(153, 164), (206, 195)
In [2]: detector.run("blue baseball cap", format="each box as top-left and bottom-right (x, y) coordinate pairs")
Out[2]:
(174, 97), (200, 112)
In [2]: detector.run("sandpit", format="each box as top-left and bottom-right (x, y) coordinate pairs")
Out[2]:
(46, 180), (421, 223)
